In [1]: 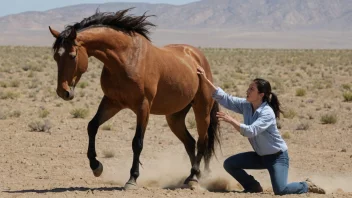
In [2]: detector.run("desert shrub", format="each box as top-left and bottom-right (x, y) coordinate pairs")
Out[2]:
(39, 109), (50, 118)
(78, 82), (89, 89)
(28, 79), (40, 89)
(187, 117), (196, 129)
(0, 110), (8, 120)
(343, 92), (352, 102)
(0, 91), (19, 99)
(0, 81), (7, 88)
(295, 88), (306, 96)
(307, 113), (314, 120)
(28, 120), (52, 132)
(10, 110), (21, 118)
(282, 132), (291, 139)
(30, 65), (43, 72)
(9, 80), (20, 87)
(102, 150), (115, 158)
(283, 109), (296, 119)
(342, 84), (351, 90)
(296, 122), (310, 130)
(70, 108), (89, 118)
(320, 114), (337, 124)
(102, 124), (113, 131)
(222, 81), (233, 89)
(28, 71), (34, 78)
(22, 65), (31, 71)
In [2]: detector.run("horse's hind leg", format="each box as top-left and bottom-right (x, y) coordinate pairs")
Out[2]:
(87, 96), (122, 177)
(185, 98), (213, 189)
(166, 104), (196, 170)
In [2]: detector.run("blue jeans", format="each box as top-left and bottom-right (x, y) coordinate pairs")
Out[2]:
(223, 150), (308, 195)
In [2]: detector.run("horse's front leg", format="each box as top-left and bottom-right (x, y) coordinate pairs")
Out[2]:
(124, 99), (150, 190)
(87, 96), (122, 177)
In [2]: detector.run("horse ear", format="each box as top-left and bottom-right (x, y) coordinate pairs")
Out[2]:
(49, 26), (60, 38)
(68, 29), (77, 40)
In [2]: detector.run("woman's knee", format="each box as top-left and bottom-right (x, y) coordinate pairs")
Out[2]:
(273, 187), (288, 195)
(223, 157), (238, 171)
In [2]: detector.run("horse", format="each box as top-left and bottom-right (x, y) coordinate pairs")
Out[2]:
(48, 8), (220, 190)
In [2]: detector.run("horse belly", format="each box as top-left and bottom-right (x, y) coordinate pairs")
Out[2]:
(150, 76), (198, 115)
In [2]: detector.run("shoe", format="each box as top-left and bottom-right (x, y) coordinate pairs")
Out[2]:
(306, 178), (326, 194)
(242, 184), (263, 193)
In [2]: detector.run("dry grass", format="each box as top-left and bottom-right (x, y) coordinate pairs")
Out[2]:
(0, 46), (352, 197)
(70, 108), (89, 118)
(0, 46), (351, 148)
(296, 122), (310, 130)
(343, 92), (352, 102)
(187, 116), (196, 129)
(39, 108), (50, 118)
(28, 120), (52, 132)
(102, 124), (113, 131)
(320, 113), (337, 124)
(282, 132), (291, 139)
(282, 109), (297, 119)
(102, 150), (115, 158)
(295, 88), (306, 96)
(0, 46), (351, 130)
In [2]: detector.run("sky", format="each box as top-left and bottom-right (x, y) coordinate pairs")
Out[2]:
(0, 0), (199, 17)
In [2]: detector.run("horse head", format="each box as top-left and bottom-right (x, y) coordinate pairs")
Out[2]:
(49, 26), (88, 101)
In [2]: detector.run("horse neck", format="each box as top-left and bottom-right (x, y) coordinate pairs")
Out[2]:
(78, 28), (137, 69)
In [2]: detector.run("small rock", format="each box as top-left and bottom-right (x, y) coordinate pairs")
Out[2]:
(341, 149), (347, 152)
(306, 99), (314, 103)
(336, 188), (345, 193)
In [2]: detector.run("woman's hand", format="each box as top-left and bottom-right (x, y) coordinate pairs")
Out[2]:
(196, 66), (217, 92)
(216, 111), (235, 123)
(197, 66), (207, 79)
(216, 111), (241, 132)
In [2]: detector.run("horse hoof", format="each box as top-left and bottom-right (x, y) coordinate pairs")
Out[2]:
(180, 183), (190, 189)
(124, 182), (138, 190)
(188, 180), (201, 190)
(92, 162), (103, 177)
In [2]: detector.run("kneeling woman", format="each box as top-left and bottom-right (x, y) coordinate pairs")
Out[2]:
(197, 66), (325, 195)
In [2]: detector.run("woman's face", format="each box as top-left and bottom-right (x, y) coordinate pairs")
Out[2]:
(246, 82), (264, 103)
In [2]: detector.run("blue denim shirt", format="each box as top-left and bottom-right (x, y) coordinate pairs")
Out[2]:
(212, 87), (288, 156)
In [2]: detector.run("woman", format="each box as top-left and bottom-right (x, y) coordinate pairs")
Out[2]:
(197, 66), (325, 195)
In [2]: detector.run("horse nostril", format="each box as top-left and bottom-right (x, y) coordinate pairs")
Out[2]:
(65, 91), (70, 99)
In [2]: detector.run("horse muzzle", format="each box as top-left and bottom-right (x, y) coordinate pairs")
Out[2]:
(57, 87), (75, 101)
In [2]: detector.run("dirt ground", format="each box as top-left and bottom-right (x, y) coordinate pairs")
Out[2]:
(0, 47), (351, 197)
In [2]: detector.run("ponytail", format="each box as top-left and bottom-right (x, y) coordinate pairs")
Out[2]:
(268, 92), (282, 118)
(253, 78), (282, 118)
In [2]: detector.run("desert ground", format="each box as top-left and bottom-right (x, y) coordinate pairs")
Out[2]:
(0, 46), (351, 198)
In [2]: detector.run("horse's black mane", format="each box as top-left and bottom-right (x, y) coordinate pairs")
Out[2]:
(52, 8), (155, 51)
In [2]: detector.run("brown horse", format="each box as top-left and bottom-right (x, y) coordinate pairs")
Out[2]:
(49, 8), (220, 190)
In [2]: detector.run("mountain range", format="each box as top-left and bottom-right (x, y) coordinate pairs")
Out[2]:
(0, 0), (351, 48)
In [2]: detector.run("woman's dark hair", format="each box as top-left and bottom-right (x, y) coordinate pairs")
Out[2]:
(253, 78), (282, 118)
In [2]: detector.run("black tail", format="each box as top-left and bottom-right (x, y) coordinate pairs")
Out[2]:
(204, 101), (221, 163)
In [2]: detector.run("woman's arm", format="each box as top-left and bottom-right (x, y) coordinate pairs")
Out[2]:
(216, 110), (275, 138)
(216, 111), (241, 132)
(197, 66), (247, 114)
(239, 111), (274, 138)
